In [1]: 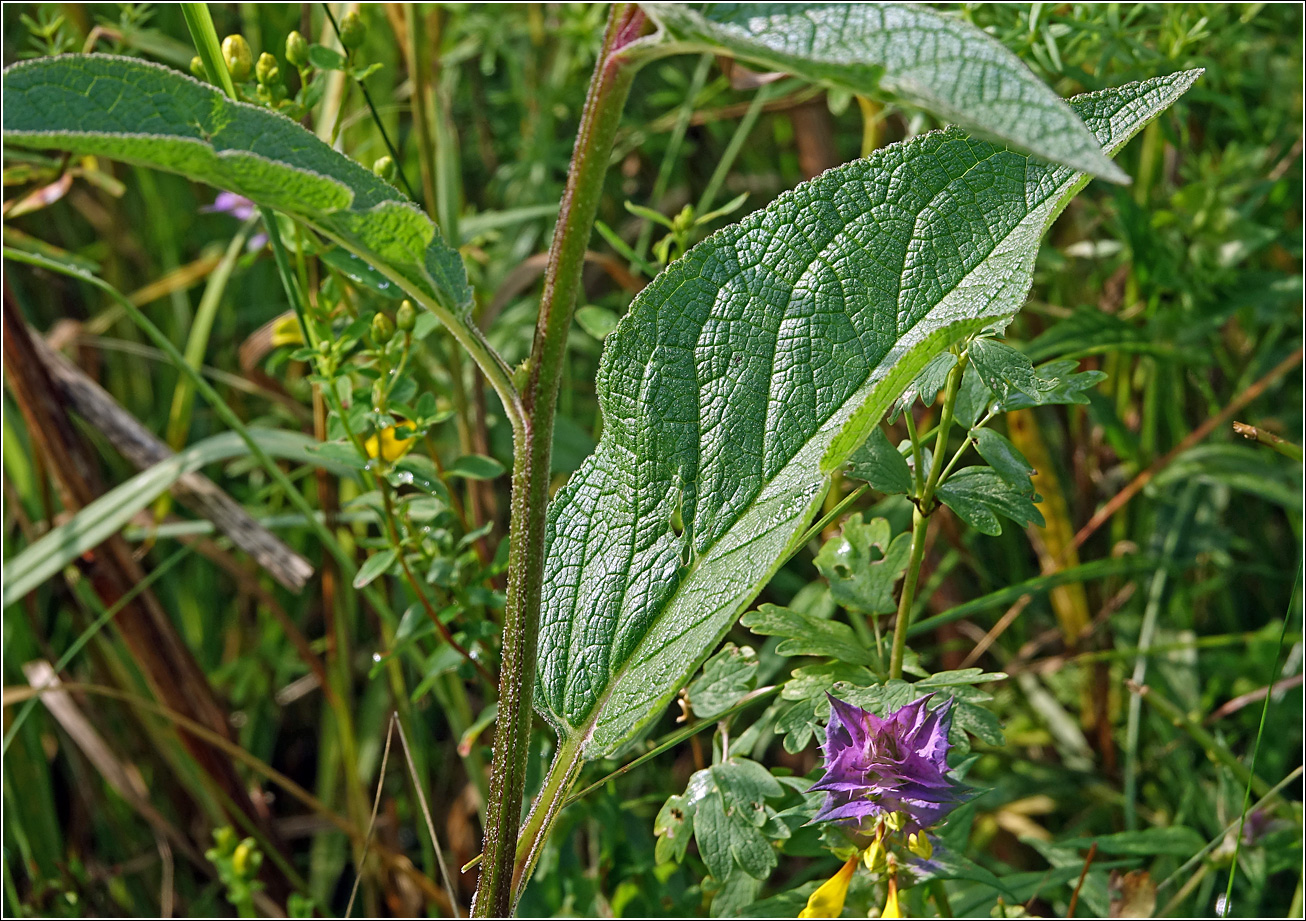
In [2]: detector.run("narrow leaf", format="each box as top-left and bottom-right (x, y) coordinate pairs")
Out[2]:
(352, 548), (397, 589)
(446, 454), (505, 480)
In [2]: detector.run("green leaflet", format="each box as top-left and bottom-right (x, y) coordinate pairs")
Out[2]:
(1, 55), (470, 315)
(643, 3), (1127, 182)
(537, 71), (1200, 760)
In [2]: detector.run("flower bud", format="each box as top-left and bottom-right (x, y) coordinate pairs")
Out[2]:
(189, 56), (207, 79)
(222, 34), (253, 82)
(232, 840), (252, 876)
(371, 311), (396, 343)
(255, 52), (281, 86)
(339, 11), (366, 50)
(285, 30), (309, 68)
(372, 155), (396, 182)
(395, 299), (417, 332)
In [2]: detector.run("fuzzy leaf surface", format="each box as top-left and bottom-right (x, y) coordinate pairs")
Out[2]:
(1, 55), (470, 315)
(537, 72), (1200, 760)
(644, 2), (1128, 181)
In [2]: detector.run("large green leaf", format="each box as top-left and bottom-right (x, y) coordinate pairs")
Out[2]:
(537, 71), (1200, 760)
(1, 55), (469, 315)
(643, 3), (1128, 182)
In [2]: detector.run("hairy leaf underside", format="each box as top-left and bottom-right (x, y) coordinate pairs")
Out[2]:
(538, 71), (1200, 759)
(1, 55), (470, 315)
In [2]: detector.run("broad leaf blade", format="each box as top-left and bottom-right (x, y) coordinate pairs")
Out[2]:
(1, 55), (470, 314)
(644, 3), (1128, 181)
(538, 72), (1200, 760)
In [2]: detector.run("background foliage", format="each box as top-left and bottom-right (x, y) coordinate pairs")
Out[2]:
(2, 3), (1301, 917)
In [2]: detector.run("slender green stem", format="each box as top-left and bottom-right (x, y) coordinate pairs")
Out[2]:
(888, 505), (929, 680)
(472, 7), (643, 915)
(921, 354), (966, 507)
(320, 3), (419, 203)
(564, 685), (779, 807)
(1222, 563), (1299, 914)
(167, 222), (254, 434)
(903, 408), (924, 495)
(788, 485), (869, 565)
(1156, 765), (1302, 898)
(502, 736), (586, 901)
(1123, 484), (1197, 829)
(888, 355), (967, 679)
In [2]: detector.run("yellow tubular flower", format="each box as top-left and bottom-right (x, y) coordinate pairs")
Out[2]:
(799, 856), (858, 919)
(882, 875), (902, 919)
(364, 426), (416, 463)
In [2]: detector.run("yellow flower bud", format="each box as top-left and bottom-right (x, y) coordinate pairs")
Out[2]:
(863, 836), (885, 872)
(285, 30), (309, 69)
(395, 299), (417, 332)
(339, 11), (366, 50)
(372, 155), (396, 183)
(256, 52), (281, 87)
(232, 840), (252, 876)
(907, 831), (933, 861)
(222, 34), (253, 82)
(190, 55), (207, 79)
(371, 311), (396, 343)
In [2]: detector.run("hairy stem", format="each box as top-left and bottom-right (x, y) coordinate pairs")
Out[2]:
(472, 6), (643, 916)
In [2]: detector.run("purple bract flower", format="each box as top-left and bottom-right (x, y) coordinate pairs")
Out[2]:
(202, 192), (267, 250)
(809, 693), (966, 834)
(203, 191), (258, 221)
